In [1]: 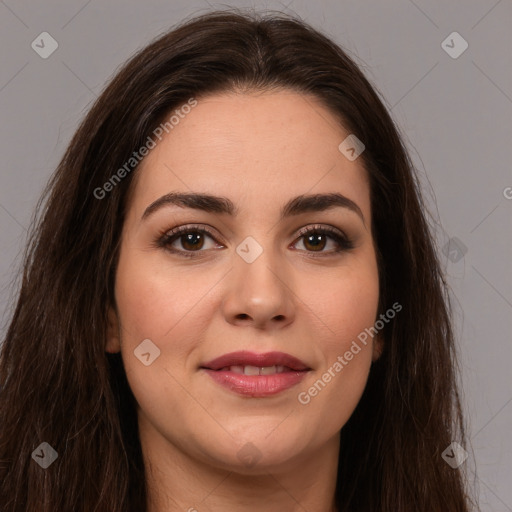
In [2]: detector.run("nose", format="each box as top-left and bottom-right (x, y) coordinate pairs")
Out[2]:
(221, 249), (296, 331)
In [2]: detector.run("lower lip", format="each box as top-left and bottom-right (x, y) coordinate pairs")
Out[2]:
(202, 369), (309, 397)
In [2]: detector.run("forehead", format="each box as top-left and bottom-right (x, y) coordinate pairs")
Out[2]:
(128, 90), (370, 221)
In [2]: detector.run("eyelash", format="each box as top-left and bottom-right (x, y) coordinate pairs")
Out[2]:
(155, 224), (354, 259)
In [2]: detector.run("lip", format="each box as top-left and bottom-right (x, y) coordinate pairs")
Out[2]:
(200, 351), (311, 398)
(201, 350), (310, 371)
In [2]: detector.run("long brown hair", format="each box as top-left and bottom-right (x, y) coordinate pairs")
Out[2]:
(0, 8), (474, 511)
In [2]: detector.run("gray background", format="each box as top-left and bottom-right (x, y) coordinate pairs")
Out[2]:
(0, 0), (510, 509)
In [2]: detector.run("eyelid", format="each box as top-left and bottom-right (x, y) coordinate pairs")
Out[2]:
(294, 223), (347, 241)
(157, 222), (353, 257)
(164, 224), (225, 245)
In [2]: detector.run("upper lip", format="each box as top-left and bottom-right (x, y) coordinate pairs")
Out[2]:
(200, 351), (311, 371)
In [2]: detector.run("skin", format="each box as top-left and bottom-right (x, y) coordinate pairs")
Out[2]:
(106, 90), (382, 512)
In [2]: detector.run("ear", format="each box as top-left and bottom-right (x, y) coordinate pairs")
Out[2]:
(105, 306), (121, 353)
(372, 333), (384, 362)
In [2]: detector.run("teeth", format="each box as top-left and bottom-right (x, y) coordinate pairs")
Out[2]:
(218, 365), (290, 375)
(244, 365), (261, 375)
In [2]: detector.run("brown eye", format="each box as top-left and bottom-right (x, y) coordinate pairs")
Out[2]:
(301, 232), (328, 252)
(157, 225), (222, 258)
(178, 231), (206, 251)
(156, 224), (353, 259)
(293, 225), (354, 256)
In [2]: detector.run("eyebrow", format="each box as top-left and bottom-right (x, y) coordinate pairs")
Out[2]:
(141, 191), (365, 224)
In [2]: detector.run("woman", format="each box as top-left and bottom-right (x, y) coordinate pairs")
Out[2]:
(0, 9), (474, 511)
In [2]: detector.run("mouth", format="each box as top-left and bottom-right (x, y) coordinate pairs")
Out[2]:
(200, 350), (311, 372)
(199, 351), (311, 397)
(214, 364), (301, 375)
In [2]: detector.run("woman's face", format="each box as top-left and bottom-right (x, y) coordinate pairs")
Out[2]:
(107, 90), (381, 472)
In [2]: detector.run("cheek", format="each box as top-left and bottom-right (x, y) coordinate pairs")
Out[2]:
(114, 248), (210, 343)
(321, 273), (378, 372)
(329, 254), (380, 373)
(294, 253), (379, 430)
(112, 251), (205, 418)
(112, 250), (200, 392)
(310, 250), (380, 347)
(324, 278), (379, 339)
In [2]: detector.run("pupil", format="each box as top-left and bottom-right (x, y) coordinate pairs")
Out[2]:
(179, 232), (326, 252)
(306, 233), (325, 251)
(183, 233), (204, 250)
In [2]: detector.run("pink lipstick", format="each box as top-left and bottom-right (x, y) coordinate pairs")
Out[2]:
(200, 350), (311, 397)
